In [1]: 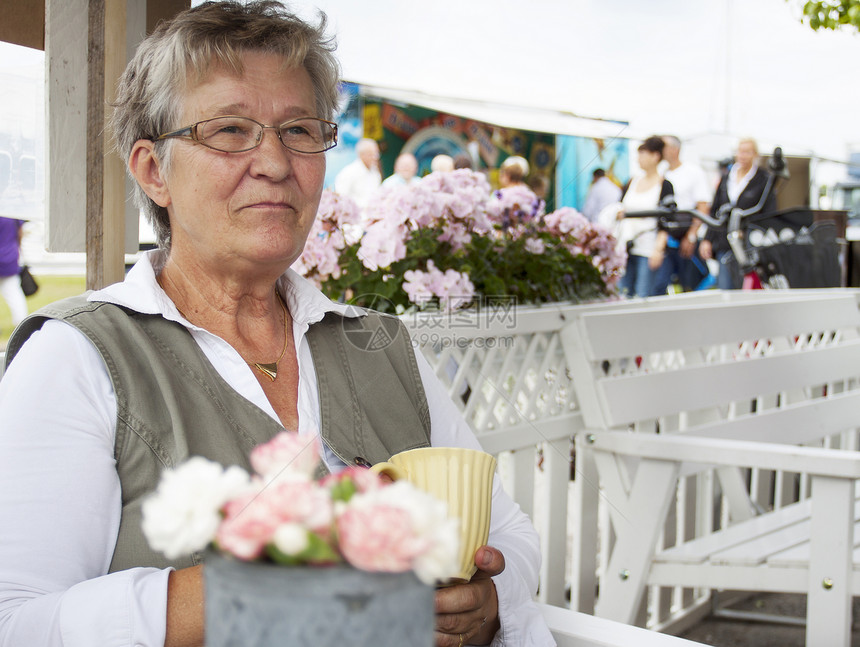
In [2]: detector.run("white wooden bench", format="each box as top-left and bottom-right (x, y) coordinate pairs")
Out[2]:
(561, 289), (860, 647)
(539, 602), (706, 646)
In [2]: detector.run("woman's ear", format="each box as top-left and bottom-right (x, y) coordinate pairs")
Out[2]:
(128, 140), (171, 208)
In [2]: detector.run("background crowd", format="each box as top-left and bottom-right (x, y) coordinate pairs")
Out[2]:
(334, 133), (775, 297)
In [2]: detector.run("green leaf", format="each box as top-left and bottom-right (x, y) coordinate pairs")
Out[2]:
(329, 478), (358, 503)
(266, 532), (341, 566)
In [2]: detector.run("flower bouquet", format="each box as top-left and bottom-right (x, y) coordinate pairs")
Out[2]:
(142, 432), (458, 647)
(293, 170), (625, 313)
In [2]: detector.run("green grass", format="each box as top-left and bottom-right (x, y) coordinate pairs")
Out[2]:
(0, 274), (87, 347)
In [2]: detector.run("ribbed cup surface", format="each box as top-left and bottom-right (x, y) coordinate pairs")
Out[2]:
(387, 447), (496, 583)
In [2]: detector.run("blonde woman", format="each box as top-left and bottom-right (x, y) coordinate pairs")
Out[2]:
(700, 137), (777, 289)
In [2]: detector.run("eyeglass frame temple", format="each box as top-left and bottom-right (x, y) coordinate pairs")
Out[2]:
(153, 117), (338, 153)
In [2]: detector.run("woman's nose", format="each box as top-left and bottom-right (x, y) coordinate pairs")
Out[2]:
(250, 127), (293, 180)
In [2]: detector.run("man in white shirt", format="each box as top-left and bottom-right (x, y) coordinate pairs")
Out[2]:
(334, 138), (382, 207)
(662, 136), (711, 254)
(656, 135), (712, 292)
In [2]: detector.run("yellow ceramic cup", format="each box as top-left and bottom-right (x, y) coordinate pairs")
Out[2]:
(371, 447), (496, 584)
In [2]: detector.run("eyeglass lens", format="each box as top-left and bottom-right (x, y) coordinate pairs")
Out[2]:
(197, 117), (336, 153)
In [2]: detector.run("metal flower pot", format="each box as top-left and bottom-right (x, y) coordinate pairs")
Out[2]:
(204, 551), (434, 646)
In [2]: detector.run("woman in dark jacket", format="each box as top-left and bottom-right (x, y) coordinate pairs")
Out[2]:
(700, 137), (776, 289)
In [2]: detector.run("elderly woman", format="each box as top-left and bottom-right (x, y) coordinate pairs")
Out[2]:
(0, 3), (551, 647)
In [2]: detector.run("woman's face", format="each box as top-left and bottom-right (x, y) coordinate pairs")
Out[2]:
(159, 51), (326, 273)
(637, 148), (660, 172)
(735, 142), (757, 171)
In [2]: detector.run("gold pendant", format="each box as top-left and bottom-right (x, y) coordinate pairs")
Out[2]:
(254, 362), (278, 381)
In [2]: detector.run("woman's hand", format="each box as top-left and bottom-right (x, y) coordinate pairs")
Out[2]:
(699, 239), (713, 260)
(434, 545), (504, 646)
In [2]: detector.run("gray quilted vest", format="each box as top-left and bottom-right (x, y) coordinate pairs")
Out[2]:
(5, 296), (431, 571)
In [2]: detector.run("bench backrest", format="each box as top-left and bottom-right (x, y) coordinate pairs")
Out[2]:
(564, 290), (860, 450)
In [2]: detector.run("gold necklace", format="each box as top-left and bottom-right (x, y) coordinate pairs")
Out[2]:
(157, 274), (289, 382)
(250, 293), (290, 382)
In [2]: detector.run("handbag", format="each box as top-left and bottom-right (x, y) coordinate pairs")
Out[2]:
(19, 265), (38, 297)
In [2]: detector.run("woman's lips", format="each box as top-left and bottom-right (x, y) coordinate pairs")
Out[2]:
(245, 201), (293, 212)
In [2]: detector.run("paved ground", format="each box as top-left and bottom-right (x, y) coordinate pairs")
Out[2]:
(677, 593), (860, 646)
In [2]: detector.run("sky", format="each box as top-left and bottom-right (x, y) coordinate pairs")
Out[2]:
(4, 0), (860, 164)
(288, 0), (860, 169)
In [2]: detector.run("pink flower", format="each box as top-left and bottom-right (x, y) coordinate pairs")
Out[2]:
(215, 488), (279, 560)
(292, 190), (360, 283)
(336, 481), (459, 583)
(436, 221), (472, 250)
(541, 207), (625, 287)
(317, 189), (361, 229)
(402, 268), (435, 306)
(358, 222), (409, 270)
(321, 466), (384, 499)
(250, 432), (321, 479)
(365, 183), (440, 229)
(216, 477), (334, 561)
(338, 503), (427, 573)
(402, 261), (474, 312)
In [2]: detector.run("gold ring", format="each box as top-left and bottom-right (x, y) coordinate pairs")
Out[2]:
(458, 633), (465, 647)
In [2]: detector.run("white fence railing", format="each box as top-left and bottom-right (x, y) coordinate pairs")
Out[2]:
(402, 289), (860, 631)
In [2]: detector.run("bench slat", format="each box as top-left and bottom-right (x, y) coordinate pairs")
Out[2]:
(578, 293), (860, 361)
(656, 499), (813, 565)
(600, 341), (860, 427)
(707, 516), (810, 567)
(677, 388), (860, 446)
(767, 503), (860, 569)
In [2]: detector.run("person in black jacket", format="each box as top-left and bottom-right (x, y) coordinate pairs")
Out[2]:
(700, 137), (776, 289)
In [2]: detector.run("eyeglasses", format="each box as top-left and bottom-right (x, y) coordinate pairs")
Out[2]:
(154, 115), (338, 154)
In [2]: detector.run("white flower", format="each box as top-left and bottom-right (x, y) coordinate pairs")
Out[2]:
(273, 523), (310, 556)
(142, 457), (250, 559)
(524, 237), (546, 255)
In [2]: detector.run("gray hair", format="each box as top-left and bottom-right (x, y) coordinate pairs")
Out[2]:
(109, 1), (341, 249)
(663, 135), (682, 150)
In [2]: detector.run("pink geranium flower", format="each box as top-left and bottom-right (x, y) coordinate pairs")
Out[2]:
(143, 433), (460, 584)
(250, 432), (320, 479)
(291, 169), (621, 311)
(337, 481), (459, 583)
